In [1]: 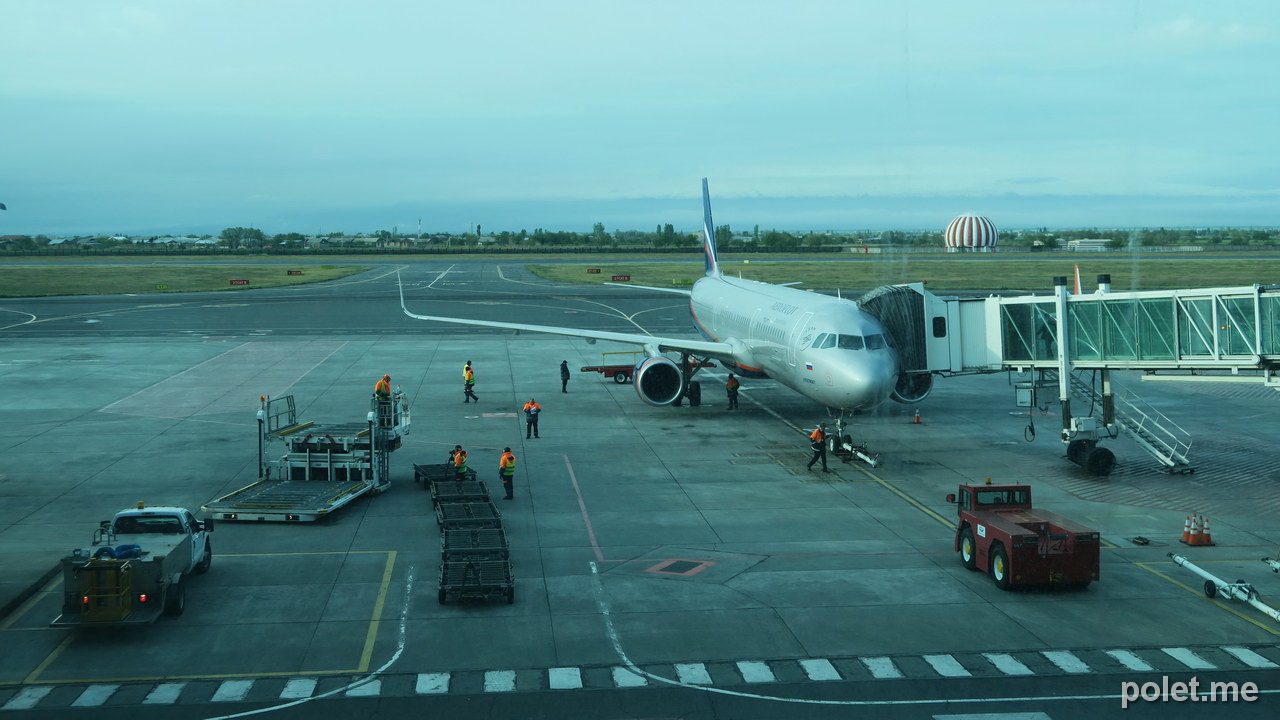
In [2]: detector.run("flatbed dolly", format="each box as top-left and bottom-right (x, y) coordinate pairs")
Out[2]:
(438, 559), (515, 604)
(414, 463), (477, 487)
(431, 480), (491, 508)
(435, 501), (503, 530)
(441, 527), (510, 562)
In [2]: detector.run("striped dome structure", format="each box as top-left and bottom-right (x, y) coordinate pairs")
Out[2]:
(944, 214), (998, 251)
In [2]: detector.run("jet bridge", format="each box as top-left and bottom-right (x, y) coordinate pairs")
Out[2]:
(864, 278), (1280, 475)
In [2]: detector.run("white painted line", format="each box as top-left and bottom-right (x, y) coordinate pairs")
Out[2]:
(1104, 649), (1155, 672)
(1162, 647), (1216, 670)
(345, 679), (381, 697)
(142, 682), (186, 705)
(70, 684), (120, 707)
(861, 656), (903, 679)
(612, 666), (648, 687)
(415, 673), (451, 694)
(736, 661), (776, 683)
(484, 670), (517, 692)
(211, 680), (254, 702)
(2, 686), (53, 711)
(799, 659), (842, 681)
(983, 653), (1034, 676)
(549, 667), (583, 690)
(279, 678), (317, 699)
(923, 654), (972, 678)
(1042, 650), (1093, 674)
(675, 663), (713, 685)
(933, 713), (1052, 719)
(1222, 646), (1279, 669)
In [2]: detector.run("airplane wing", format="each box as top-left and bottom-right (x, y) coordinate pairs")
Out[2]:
(398, 272), (734, 359)
(603, 281), (691, 296)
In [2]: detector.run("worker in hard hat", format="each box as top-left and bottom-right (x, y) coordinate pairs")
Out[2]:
(374, 374), (393, 427)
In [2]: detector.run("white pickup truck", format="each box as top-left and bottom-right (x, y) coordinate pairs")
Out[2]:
(51, 504), (214, 627)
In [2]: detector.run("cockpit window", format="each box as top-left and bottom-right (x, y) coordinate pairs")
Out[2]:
(811, 333), (827, 349)
(865, 334), (886, 350)
(819, 334), (836, 349)
(836, 334), (864, 350)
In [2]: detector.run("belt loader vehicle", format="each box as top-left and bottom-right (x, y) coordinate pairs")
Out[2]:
(946, 482), (1100, 590)
(52, 503), (213, 626)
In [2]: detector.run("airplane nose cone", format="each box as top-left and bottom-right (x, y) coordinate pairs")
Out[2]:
(828, 353), (896, 410)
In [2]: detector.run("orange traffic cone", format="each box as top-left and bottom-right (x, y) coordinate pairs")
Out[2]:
(1195, 515), (1215, 546)
(1186, 514), (1201, 546)
(912, 409), (921, 425)
(1180, 516), (1192, 544)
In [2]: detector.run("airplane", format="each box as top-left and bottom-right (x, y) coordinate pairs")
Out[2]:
(398, 179), (933, 422)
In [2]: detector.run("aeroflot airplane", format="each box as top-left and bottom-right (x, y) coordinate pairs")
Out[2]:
(399, 179), (931, 414)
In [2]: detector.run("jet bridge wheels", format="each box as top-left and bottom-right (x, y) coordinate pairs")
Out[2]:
(1067, 439), (1115, 477)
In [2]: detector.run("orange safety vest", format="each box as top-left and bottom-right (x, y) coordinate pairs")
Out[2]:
(453, 451), (468, 473)
(726, 377), (740, 392)
(523, 402), (540, 416)
(500, 452), (516, 476)
(374, 379), (391, 396)
(464, 368), (475, 385)
(809, 427), (825, 446)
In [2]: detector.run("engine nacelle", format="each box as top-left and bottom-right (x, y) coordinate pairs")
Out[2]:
(890, 372), (934, 404)
(633, 356), (685, 406)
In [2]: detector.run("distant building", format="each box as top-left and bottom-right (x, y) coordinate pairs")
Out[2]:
(944, 215), (998, 252)
(1066, 239), (1112, 252)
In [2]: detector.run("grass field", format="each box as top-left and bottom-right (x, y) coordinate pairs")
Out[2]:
(529, 257), (1280, 291)
(0, 265), (370, 298)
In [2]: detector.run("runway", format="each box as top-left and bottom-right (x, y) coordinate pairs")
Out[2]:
(1, 260), (1278, 719)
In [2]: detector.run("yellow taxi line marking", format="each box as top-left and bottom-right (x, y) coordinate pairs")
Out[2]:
(1134, 561), (1280, 636)
(358, 550), (398, 672)
(850, 464), (956, 531)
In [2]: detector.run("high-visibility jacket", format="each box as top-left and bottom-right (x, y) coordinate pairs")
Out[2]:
(374, 379), (391, 397)
(809, 427), (825, 447)
(726, 377), (740, 393)
(523, 402), (540, 417)
(453, 451), (468, 473)
(464, 368), (475, 385)
(500, 452), (516, 477)
(462, 363), (471, 379)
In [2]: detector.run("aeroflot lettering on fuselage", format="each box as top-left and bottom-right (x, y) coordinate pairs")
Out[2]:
(771, 302), (799, 315)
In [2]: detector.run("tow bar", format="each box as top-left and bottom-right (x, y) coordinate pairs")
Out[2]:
(1168, 553), (1280, 623)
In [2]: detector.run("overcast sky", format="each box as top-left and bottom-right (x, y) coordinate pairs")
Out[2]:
(2, 1), (1278, 235)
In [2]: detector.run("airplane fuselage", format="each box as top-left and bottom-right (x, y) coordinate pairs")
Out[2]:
(689, 275), (898, 411)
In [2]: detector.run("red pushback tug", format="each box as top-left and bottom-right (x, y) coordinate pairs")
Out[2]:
(946, 482), (1100, 590)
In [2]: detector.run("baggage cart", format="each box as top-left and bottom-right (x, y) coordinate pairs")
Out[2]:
(438, 558), (515, 604)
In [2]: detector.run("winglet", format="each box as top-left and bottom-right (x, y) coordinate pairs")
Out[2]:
(702, 178), (721, 278)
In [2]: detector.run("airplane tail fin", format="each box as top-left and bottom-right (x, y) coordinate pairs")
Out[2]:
(701, 178), (721, 277)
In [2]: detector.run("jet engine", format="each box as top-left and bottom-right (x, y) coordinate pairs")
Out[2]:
(633, 356), (685, 406)
(890, 371), (933, 404)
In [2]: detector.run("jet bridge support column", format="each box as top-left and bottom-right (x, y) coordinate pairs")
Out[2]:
(1054, 277), (1073, 443)
(1054, 276), (1117, 476)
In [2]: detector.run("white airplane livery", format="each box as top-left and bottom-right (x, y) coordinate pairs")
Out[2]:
(399, 179), (931, 414)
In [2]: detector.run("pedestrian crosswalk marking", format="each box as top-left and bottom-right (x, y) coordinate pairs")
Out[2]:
(1222, 647), (1278, 669)
(549, 667), (583, 690)
(675, 663), (713, 684)
(861, 656), (903, 679)
(70, 684), (119, 707)
(142, 682), (186, 705)
(1041, 650), (1092, 674)
(924, 654), (971, 677)
(1162, 647), (1215, 670)
(800, 658), (841, 681)
(1104, 649), (1154, 672)
(280, 678), (317, 699)
(983, 653), (1034, 676)
(736, 661), (776, 683)
(346, 679), (381, 697)
(211, 679), (254, 702)
(2, 686), (52, 711)
(612, 666), (648, 687)
(415, 673), (451, 694)
(484, 670), (516, 692)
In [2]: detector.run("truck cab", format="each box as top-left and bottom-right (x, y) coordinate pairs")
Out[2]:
(52, 504), (214, 626)
(947, 482), (1099, 590)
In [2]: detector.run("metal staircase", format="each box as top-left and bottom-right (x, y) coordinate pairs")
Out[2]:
(1048, 370), (1195, 473)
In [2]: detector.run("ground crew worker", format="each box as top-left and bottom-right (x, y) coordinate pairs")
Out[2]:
(807, 423), (830, 472)
(726, 373), (740, 410)
(560, 360), (570, 393)
(374, 374), (393, 427)
(452, 446), (469, 479)
(448, 445), (463, 464)
(463, 364), (479, 403)
(499, 447), (517, 499)
(523, 398), (541, 438)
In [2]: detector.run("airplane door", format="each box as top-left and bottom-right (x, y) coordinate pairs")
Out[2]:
(787, 312), (814, 366)
(749, 309), (761, 341)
